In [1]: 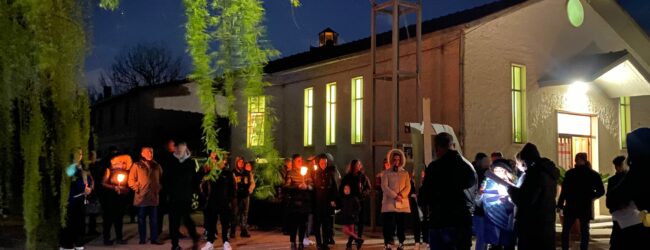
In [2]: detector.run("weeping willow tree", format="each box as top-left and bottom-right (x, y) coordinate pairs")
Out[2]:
(0, 0), (90, 248)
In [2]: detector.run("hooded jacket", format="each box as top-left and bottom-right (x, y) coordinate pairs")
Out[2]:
(381, 167), (411, 213)
(508, 157), (559, 250)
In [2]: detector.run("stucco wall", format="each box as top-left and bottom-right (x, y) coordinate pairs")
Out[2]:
(231, 28), (463, 177)
(463, 0), (635, 174)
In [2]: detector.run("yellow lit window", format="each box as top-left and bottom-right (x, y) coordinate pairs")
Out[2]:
(511, 64), (527, 144)
(351, 77), (363, 144)
(326, 83), (337, 145)
(620, 96), (631, 148)
(247, 96), (265, 147)
(304, 88), (314, 146)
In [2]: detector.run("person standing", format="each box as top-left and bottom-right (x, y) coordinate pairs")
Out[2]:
(168, 142), (200, 250)
(281, 158), (293, 235)
(338, 185), (365, 250)
(507, 143), (559, 250)
(408, 172), (425, 250)
(200, 152), (235, 250)
(340, 159), (371, 250)
(155, 139), (176, 236)
(101, 154), (132, 245)
(60, 149), (93, 250)
(312, 154), (338, 250)
(557, 152), (605, 250)
(471, 153), (490, 250)
(478, 160), (516, 250)
(285, 154), (313, 250)
(128, 147), (164, 245)
(381, 149), (411, 250)
(606, 156), (627, 249)
(232, 159), (256, 238)
(607, 128), (650, 249)
(86, 150), (102, 235)
(419, 132), (476, 250)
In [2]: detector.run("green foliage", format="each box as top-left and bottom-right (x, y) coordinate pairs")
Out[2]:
(99, 0), (121, 10)
(1, 0), (90, 247)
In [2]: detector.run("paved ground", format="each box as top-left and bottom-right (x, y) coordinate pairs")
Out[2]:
(82, 214), (612, 250)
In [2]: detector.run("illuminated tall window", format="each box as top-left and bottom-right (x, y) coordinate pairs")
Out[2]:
(351, 77), (363, 144)
(511, 64), (527, 143)
(326, 83), (337, 145)
(620, 96), (631, 148)
(247, 96), (265, 147)
(304, 88), (314, 146)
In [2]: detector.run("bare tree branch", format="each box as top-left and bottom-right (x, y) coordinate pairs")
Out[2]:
(101, 42), (184, 92)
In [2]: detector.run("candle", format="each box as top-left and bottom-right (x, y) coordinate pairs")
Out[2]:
(300, 166), (308, 176)
(117, 173), (126, 183)
(313, 165), (318, 171)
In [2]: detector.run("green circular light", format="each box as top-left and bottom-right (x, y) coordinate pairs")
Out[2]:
(567, 0), (584, 27)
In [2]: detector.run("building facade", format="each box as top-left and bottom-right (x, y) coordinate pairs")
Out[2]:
(230, 0), (650, 216)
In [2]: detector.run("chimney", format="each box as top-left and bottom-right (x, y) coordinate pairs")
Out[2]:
(319, 28), (338, 47)
(103, 86), (112, 99)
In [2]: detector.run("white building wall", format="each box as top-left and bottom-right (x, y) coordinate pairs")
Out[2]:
(462, 0), (638, 180)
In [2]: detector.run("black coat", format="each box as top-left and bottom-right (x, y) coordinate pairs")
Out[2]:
(168, 155), (199, 204)
(339, 172), (371, 200)
(557, 165), (605, 219)
(419, 150), (476, 228)
(155, 151), (176, 202)
(605, 172), (626, 213)
(205, 169), (236, 210)
(284, 169), (313, 214)
(313, 166), (338, 215)
(337, 195), (360, 225)
(508, 158), (559, 250)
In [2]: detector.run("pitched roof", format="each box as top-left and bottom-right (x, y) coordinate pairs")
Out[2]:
(264, 0), (528, 74)
(539, 50), (630, 84)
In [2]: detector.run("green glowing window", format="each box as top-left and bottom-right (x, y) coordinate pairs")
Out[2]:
(620, 96), (631, 148)
(326, 82), (337, 145)
(247, 96), (265, 147)
(304, 87), (314, 146)
(511, 64), (527, 144)
(351, 77), (363, 144)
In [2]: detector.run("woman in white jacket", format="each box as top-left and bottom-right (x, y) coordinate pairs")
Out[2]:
(381, 149), (411, 250)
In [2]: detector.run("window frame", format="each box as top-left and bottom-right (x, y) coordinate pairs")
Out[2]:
(304, 87), (314, 147)
(351, 77), (363, 144)
(619, 96), (631, 148)
(326, 82), (337, 145)
(511, 64), (527, 144)
(247, 96), (266, 148)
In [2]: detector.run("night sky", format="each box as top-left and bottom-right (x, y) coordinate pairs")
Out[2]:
(85, 0), (650, 92)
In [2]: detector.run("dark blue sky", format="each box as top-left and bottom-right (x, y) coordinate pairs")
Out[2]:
(85, 0), (650, 91)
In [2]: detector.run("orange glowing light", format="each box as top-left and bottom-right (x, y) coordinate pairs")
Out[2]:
(117, 174), (126, 183)
(313, 165), (318, 171)
(300, 166), (308, 176)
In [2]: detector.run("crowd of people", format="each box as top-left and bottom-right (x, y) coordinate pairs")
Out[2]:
(58, 128), (650, 250)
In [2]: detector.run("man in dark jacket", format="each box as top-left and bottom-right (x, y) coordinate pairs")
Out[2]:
(155, 139), (176, 236)
(232, 158), (256, 238)
(168, 142), (200, 250)
(508, 143), (559, 250)
(606, 155), (627, 249)
(606, 128), (650, 249)
(312, 154), (339, 250)
(200, 154), (235, 250)
(419, 132), (476, 250)
(557, 152), (605, 250)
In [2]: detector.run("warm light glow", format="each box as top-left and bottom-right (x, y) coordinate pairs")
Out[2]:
(313, 165), (318, 170)
(600, 60), (632, 84)
(558, 113), (591, 136)
(117, 173), (126, 183)
(511, 64), (526, 143)
(564, 81), (590, 113)
(300, 166), (308, 176)
(569, 81), (589, 95)
(247, 96), (266, 147)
